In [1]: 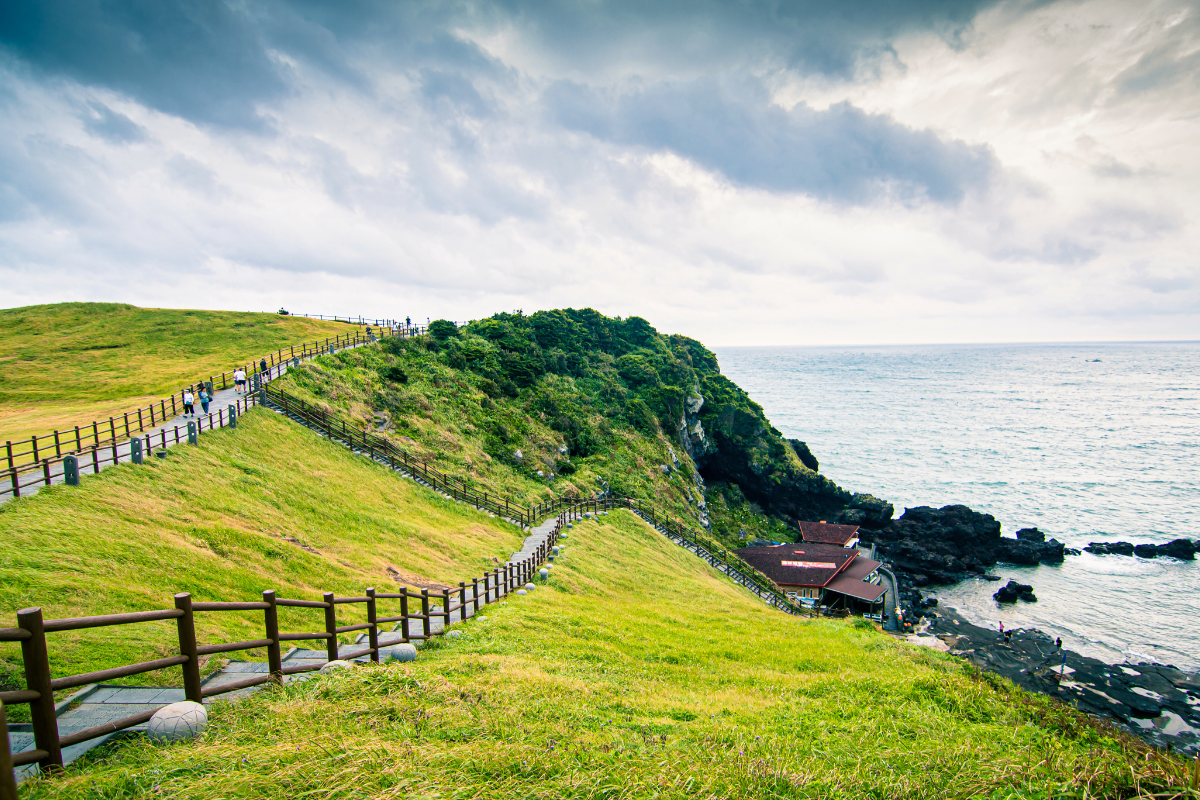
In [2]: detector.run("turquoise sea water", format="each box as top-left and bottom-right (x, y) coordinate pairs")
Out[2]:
(713, 342), (1200, 671)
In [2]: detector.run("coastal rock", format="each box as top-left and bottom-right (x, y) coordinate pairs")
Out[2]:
(993, 580), (1036, 603)
(1085, 539), (1195, 560)
(859, 505), (1066, 585)
(1016, 527), (1045, 542)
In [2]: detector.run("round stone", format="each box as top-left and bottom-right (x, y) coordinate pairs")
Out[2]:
(525, 582), (536, 591)
(478, 616), (488, 622)
(516, 589), (528, 596)
(552, 546), (560, 555)
(539, 568), (549, 579)
(147, 701), (207, 743)
(388, 643), (418, 662)
(320, 659), (354, 673)
(446, 630), (463, 638)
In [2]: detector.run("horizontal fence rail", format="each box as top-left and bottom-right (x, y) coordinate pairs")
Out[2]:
(2, 321), (428, 500)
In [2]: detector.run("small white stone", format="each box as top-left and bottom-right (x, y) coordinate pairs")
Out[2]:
(388, 643), (418, 662)
(516, 589), (528, 596)
(552, 546), (560, 555)
(524, 582), (536, 591)
(320, 660), (354, 673)
(539, 568), (549, 579)
(545, 563), (553, 569)
(147, 701), (207, 742)
(478, 616), (488, 622)
(446, 630), (462, 638)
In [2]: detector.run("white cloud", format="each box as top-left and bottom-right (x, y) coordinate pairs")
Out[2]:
(0, 0), (1197, 344)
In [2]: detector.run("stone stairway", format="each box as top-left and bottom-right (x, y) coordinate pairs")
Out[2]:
(10, 516), (561, 780)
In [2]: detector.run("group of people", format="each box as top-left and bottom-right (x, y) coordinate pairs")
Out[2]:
(181, 359), (271, 418)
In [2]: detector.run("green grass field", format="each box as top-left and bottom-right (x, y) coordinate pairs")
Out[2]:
(0, 303), (351, 441)
(0, 409), (526, 698)
(19, 511), (1189, 799)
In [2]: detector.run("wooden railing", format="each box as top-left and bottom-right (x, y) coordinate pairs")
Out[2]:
(1, 323), (426, 500)
(0, 501), (575, 792)
(264, 384), (802, 613)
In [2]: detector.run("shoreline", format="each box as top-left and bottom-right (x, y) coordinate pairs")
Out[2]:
(904, 606), (1200, 754)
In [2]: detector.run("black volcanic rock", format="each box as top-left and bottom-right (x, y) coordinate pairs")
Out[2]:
(994, 580), (1036, 603)
(1016, 527), (1045, 542)
(858, 505), (1068, 585)
(1086, 539), (1195, 560)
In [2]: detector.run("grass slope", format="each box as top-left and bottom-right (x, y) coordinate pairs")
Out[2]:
(0, 303), (350, 441)
(23, 512), (1185, 799)
(278, 343), (707, 527)
(0, 409), (525, 698)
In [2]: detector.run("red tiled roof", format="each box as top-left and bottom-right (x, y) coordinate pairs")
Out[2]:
(797, 520), (860, 546)
(733, 542), (858, 587)
(840, 556), (881, 581)
(827, 573), (886, 602)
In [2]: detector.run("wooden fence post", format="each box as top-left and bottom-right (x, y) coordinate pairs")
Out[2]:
(263, 590), (282, 682)
(174, 594), (203, 703)
(421, 590), (431, 640)
(441, 589), (451, 629)
(400, 589), (410, 642)
(17, 607), (62, 771)
(366, 588), (379, 664)
(0, 701), (16, 800)
(472, 577), (480, 614)
(323, 592), (339, 662)
(458, 582), (467, 620)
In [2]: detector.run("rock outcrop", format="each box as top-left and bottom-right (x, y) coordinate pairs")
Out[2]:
(859, 505), (1067, 585)
(1085, 539), (1195, 560)
(993, 580), (1037, 603)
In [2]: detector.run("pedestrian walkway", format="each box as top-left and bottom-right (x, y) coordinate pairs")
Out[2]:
(8, 614), (464, 780)
(2, 339), (373, 504)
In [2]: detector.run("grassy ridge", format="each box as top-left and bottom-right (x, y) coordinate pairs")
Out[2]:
(22, 512), (1185, 799)
(0, 303), (350, 441)
(0, 409), (525, 697)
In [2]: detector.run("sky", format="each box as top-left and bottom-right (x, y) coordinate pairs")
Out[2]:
(1, 0), (1197, 345)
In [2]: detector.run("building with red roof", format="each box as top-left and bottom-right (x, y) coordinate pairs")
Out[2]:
(797, 520), (860, 548)
(733, 541), (885, 611)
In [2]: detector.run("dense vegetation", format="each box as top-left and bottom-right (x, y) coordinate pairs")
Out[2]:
(279, 309), (892, 548)
(0, 303), (348, 441)
(22, 512), (1185, 800)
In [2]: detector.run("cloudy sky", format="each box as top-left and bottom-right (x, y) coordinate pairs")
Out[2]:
(1, 0), (1197, 345)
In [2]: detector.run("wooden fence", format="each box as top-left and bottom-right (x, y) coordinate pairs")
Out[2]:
(262, 384), (803, 613)
(1, 323), (426, 500)
(0, 499), (577, 795)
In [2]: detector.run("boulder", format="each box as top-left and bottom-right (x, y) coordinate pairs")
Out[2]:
(1085, 539), (1194, 560)
(147, 701), (208, 742)
(994, 580), (1036, 603)
(1016, 527), (1045, 542)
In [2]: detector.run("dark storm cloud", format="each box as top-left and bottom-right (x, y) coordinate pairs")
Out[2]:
(545, 78), (997, 204)
(0, 0), (1004, 129)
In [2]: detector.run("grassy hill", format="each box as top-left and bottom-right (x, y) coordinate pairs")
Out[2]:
(0, 409), (525, 700)
(275, 309), (891, 549)
(0, 303), (350, 441)
(22, 511), (1182, 799)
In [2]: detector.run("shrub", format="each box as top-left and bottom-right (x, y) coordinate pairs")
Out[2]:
(429, 319), (458, 341)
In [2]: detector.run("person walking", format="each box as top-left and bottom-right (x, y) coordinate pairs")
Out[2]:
(259, 358), (268, 377)
(199, 387), (210, 415)
(233, 367), (246, 394)
(182, 389), (195, 417)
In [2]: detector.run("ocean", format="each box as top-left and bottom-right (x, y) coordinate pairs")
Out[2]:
(712, 342), (1200, 671)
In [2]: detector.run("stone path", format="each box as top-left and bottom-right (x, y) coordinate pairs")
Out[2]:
(3, 339), (372, 504)
(9, 609), (474, 781)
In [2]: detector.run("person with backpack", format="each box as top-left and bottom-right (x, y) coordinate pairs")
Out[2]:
(182, 389), (195, 417)
(199, 387), (210, 415)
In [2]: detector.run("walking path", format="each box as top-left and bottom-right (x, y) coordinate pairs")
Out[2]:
(2, 338), (376, 504)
